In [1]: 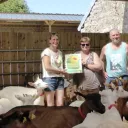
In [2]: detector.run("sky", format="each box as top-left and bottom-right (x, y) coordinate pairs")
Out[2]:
(25, 0), (93, 15)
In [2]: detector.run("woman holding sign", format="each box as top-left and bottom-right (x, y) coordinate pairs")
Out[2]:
(41, 33), (67, 106)
(73, 37), (104, 97)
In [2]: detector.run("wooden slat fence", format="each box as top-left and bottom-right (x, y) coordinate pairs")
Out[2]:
(0, 32), (128, 87)
(0, 32), (81, 87)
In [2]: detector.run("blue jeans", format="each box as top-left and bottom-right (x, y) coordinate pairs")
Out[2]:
(105, 76), (128, 86)
(42, 77), (64, 91)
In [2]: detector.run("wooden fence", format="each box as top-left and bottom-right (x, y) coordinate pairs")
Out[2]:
(0, 32), (81, 87)
(0, 32), (128, 87)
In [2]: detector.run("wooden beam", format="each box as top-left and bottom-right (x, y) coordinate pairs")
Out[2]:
(44, 20), (55, 32)
(0, 21), (44, 26)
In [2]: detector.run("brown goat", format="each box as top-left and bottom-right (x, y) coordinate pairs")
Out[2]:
(0, 92), (105, 128)
(104, 78), (128, 121)
(116, 79), (128, 121)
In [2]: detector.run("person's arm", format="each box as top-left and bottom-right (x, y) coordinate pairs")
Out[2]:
(126, 44), (128, 71)
(100, 45), (108, 78)
(84, 52), (102, 72)
(126, 43), (128, 56)
(42, 55), (66, 75)
(100, 46), (106, 72)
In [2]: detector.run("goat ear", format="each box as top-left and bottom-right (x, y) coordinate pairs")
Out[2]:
(28, 82), (34, 86)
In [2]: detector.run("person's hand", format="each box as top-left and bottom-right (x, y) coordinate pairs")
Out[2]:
(64, 73), (70, 79)
(103, 71), (108, 79)
(59, 69), (68, 75)
(81, 59), (88, 68)
(81, 59), (86, 65)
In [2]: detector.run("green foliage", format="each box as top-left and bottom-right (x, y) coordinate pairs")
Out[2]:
(0, 0), (29, 13)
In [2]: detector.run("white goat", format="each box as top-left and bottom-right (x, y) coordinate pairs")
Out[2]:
(16, 76), (48, 105)
(0, 77), (48, 114)
(0, 86), (37, 106)
(73, 88), (128, 128)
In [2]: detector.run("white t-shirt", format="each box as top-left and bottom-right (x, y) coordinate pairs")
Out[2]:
(41, 48), (63, 77)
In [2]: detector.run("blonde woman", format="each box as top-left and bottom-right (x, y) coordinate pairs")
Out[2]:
(41, 33), (67, 106)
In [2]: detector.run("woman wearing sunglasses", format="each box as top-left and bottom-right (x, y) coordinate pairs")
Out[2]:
(73, 37), (104, 98)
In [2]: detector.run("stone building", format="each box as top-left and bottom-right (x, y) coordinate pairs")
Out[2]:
(78, 0), (128, 33)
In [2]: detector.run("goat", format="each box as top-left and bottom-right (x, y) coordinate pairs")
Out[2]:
(0, 76), (48, 114)
(116, 79), (128, 121)
(106, 78), (128, 121)
(0, 87), (37, 106)
(0, 92), (105, 128)
(73, 84), (128, 128)
(96, 88), (128, 128)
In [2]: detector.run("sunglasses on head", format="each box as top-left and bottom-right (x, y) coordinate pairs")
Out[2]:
(80, 43), (90, 47)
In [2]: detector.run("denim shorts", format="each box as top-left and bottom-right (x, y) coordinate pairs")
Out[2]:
(42, 77), (64, 91)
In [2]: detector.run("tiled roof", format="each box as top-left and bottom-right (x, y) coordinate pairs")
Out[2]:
(0, 13), (84, 22)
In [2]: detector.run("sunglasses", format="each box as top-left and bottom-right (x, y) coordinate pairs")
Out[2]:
(80, 43), (90, 47)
